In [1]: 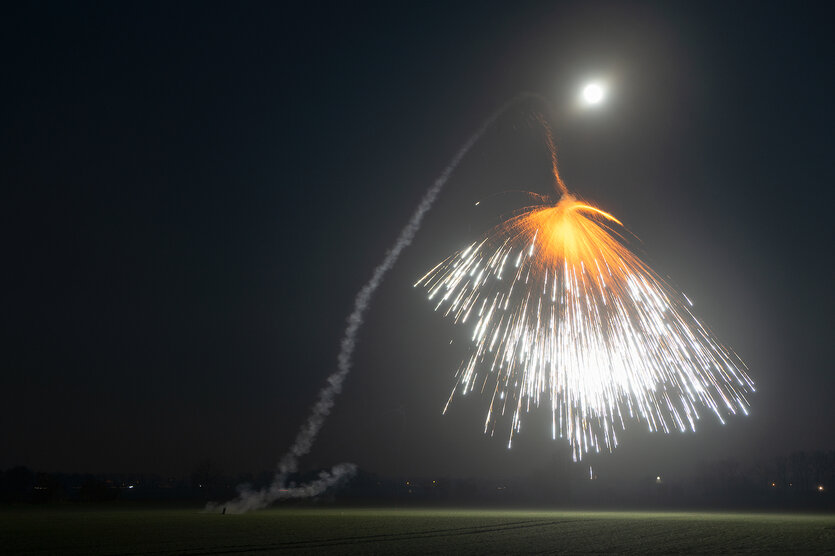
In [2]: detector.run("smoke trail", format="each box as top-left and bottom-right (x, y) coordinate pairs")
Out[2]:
(210, 95), (535, 514)
(206, 462), (357, 514)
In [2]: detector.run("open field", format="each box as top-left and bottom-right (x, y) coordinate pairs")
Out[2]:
(1, 506), (833, 554)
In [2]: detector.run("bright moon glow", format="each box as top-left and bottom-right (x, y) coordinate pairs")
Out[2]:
(582, 83), (604, 104)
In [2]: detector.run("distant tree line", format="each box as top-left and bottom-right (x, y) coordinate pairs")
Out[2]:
(1, 450), (832, 509)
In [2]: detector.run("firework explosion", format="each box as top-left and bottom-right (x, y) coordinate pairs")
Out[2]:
(416, 123), (754, 461)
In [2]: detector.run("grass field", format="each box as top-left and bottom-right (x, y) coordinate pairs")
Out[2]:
(1, 506), (833, 554)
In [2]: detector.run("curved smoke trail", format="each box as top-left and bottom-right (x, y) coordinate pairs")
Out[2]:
(211, 95), (537, 513)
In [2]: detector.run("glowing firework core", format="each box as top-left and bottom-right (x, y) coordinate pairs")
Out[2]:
(416, 122), (753, 461)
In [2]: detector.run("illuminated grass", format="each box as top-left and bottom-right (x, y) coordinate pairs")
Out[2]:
(1, 506), (832, 554)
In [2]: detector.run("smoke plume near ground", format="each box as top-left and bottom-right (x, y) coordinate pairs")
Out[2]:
(208, 95), (533, 514)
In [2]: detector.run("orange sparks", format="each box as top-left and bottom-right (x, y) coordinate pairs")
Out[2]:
(494, 194), (633, 285)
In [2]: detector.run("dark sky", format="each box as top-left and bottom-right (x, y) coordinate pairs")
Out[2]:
(2, 2), (833, 481)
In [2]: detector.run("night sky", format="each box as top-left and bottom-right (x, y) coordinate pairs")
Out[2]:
(2, 2), (833, 482)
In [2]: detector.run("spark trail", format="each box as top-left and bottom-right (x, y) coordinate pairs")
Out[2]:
(210, 95), (532, 513)
(416, 124), (754, 462)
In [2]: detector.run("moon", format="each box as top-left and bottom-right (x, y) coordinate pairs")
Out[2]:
(582, 83), (605, 105)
